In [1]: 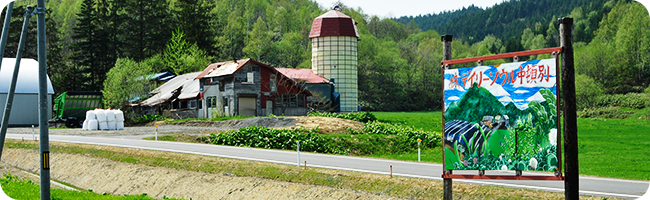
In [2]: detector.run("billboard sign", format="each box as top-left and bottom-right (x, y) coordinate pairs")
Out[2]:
(443, 59), (559, 172)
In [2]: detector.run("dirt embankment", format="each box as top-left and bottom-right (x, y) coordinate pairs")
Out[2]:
(163, 116), (363, 134)
(1, 148), (396, 200)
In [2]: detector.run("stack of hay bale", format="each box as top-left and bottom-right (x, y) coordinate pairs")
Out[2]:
(82, 109), (124, 131)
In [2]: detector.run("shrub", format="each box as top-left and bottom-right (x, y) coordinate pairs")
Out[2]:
(134, 114), (165, 123)
(308, 111), (377, 123)
(198, 126), (344, 154)
(576, 74), (603, 109)
(577, 107), (635, 119)
(595, 93), (650, 109)
(197, 122), (442, 156)
(362, 121), (441, 150)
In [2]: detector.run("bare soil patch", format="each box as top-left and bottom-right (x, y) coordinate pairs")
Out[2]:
(164, 116), (363, 134)
(1, 148), (396, 200)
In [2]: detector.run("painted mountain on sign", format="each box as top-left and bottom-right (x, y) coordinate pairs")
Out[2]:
(445, 83), (525, 125)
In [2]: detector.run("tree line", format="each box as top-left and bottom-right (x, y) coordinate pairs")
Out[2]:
(1, 0), (648, 112)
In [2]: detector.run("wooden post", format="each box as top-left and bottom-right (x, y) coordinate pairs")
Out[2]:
(441, 34), (453, 200)
(559, 17), (578, 200)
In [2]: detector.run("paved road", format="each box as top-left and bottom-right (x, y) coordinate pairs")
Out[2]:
(6, 133), (648, 199)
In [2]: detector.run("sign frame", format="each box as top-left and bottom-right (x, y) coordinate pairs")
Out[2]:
(441, 47), (564, 181)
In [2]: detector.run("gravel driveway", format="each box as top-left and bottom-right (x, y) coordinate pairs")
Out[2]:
(6, 117), (301, 137)
(5, 125), (228, 137)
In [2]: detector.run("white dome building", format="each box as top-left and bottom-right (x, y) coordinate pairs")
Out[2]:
(0, 58), (54, 126)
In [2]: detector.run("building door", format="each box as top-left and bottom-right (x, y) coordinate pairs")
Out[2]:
(207, 96), (220, 118)
(238, 97), (256, 116)
(266, 101), (273, 116)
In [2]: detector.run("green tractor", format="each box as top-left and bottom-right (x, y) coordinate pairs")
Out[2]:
(52, 91), (103, 128)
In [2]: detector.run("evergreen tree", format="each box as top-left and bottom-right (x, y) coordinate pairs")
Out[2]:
(69, 0), (100, 90)
(174, 0), (214, 53)
(122, 0), (172, 61)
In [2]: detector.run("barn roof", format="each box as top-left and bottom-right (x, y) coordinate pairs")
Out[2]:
(0, 58), (54, 94)
(309, 9), (359, 38)
(140, 71), (201, 106)
(195, 59), (249, 80)
(275, 68), (331, 84)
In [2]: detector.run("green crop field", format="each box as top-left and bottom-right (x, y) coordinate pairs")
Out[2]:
(372, 111), (650, 180)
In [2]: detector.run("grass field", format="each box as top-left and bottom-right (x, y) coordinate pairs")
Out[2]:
(372, 111), (650, 180)
(4, 140), (612, 200)
(0, 173), (180, 200)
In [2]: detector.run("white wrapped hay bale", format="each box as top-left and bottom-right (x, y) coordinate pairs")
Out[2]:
(107, 121), (116, 130)
(82, 120), (88, 130)
(116, 121), (124, 130)
(105, 109), (116, 122)
(95, 109), (107, 122)
(98, 121), (108, 130)
(87, 119), (98, 131)
(115, 110), (125, 122)
(85, 110), (96, 120)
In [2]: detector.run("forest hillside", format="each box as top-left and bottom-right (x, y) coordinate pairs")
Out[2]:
(1, 0), (648, 113)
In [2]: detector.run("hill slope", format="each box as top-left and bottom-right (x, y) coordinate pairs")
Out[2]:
(395, 0), (615, 44)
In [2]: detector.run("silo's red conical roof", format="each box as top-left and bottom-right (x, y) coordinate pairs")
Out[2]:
(309, 10), (360, 38)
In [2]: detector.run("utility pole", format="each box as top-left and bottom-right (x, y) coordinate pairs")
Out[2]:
(441, 34), (453, 200)
(36, 0), (52, 198)
(0, 2), (14, 158)
(559, 17), (578, 200)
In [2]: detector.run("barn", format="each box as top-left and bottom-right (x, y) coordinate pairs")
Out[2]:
(0, 58), (54, 126)
(137, 58), (312, 119)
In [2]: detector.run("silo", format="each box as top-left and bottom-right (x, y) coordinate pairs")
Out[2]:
(309, 9), (359, 112)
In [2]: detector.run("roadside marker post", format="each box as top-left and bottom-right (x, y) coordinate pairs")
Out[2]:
(417, 139), (421, 162)
(390, 165), (393, 178)
(32, 125), (35, 140)
(297, 140), (300, 166)
(155, 125), (158, 141)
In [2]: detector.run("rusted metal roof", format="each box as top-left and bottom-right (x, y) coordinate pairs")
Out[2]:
(309, 9), (359, 38)
(195, 59), (250, 80)
(275, 68), (331, 84)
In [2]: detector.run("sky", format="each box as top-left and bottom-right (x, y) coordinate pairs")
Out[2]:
(313, 0), (650, 18)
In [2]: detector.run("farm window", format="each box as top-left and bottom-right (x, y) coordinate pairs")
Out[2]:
(179, 100), (188, 109)
(270, 74), (277, 92)
(276, 94), (303, 108)
(235, 72), (247, 82)
(189, 100), (197, 109)
(207, 97), (217, 108)
(219, 80), (225, 91)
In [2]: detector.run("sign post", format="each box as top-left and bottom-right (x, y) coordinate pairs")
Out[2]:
(417, 138), (421, 162)
(441, 34), (453, 200)
(559, 17), (578, 200)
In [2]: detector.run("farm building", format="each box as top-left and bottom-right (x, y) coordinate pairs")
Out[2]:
(0, 58), (54, 126)
(196, 59), (312, 117)
(137, 59), (312, 118)
(275, 68), (337, 112)
(138, 71), (201, 118)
